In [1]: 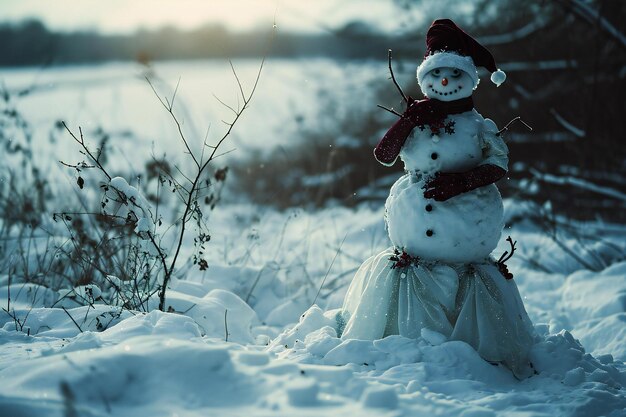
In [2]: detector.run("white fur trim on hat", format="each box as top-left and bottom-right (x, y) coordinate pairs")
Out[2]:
(416, 51), (479, 90)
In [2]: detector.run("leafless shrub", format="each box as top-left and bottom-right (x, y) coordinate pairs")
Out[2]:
(54, 58), (265, 311)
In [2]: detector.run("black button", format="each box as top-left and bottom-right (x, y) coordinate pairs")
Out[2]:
(425, 204), (433, 212)
(426, 229), (434, 237)
(431, 153), (438, 160)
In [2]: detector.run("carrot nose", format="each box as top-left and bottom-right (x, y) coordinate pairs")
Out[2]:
(441, 78), (448, 86)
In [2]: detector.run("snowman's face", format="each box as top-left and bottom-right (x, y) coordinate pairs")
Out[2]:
(422, 67), (474, 101)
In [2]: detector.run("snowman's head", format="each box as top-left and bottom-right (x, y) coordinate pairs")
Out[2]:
(421, 67), (474, 101)
(416, 19), (507, 98)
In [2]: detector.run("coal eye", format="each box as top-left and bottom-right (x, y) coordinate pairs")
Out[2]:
(433, 69), (440, 76)
(451, 69), (461, 78)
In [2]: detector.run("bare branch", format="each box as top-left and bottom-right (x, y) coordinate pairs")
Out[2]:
(550, 108), (586, 138)
(147, 231), (169, 279)
(388, 49), (408, 103)
(212, 93), (239, 116)
(61, 306), (83, 333)
(145, 77), (169, 108)
(229, 60), (247, 102)
(170, 77), (181, 111)
(203, 124), (212, 142)
(556, 0), (626, 50)
(155, 25), (275, 311)
(530, 168), (626, 203)
(59, 161), (96, 170)
(247, 55), (266, 103)
(173, 164), (194, 187)
(496, 117), (533, 136)
(312, 233), (348, 306)
(200, 123), (212, 164)
(160, 55), (267, 311)
(62, 122), (112, 181)
(212, 147), (237, 160)
(377, 104), (402, 117)
(224, 309), (229, 342)
(145, 77), (200, 169)
(497, 236), (517, 263)
(476, 17), (549, 46)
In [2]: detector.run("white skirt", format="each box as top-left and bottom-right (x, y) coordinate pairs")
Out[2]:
(339, 248), (535, 379)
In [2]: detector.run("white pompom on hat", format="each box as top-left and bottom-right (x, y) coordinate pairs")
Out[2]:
(416, 19), (506, 90)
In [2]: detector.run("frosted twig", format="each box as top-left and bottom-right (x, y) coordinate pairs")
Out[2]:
(496, 117), (532, 136)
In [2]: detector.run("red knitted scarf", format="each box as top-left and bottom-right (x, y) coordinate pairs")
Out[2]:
(374, 96), (474, 165)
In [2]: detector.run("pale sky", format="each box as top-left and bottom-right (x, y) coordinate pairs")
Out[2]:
(0, 0), (427, 34)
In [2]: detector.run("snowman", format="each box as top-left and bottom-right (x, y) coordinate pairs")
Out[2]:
(338, 19), (535, 378)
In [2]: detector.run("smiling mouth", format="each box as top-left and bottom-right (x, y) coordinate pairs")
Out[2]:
(430, 86), (461, 96)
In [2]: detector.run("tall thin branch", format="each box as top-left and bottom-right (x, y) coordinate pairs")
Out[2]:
(169, 77), (181, 111)
(388, 49), (408, 103)
(229, 60), (247, 102)
(312, 233), (347, 306)
(146, 77), (200, 169)
(157, 44), (270, 312)
(224, 309), (229, 342)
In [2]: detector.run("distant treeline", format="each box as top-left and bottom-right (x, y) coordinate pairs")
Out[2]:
(230, 0), (626, 220)
(0, 19), (419, 67)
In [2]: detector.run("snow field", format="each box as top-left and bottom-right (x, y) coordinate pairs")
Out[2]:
(1, 202), (625, 416)
(0, 59), (383, 176)
(2, 57), (625, 416)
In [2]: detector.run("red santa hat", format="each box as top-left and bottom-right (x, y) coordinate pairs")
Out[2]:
(416, 19), (506, 90)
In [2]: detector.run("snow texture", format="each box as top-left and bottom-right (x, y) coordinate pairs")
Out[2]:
(109, 176), (154, 239)
(1, 206), (625, 416)
(0, 60), (625, 417)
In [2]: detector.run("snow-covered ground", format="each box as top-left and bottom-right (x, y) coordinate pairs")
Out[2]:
(1, 59), (625, 416)
(1, 201), (625, 417)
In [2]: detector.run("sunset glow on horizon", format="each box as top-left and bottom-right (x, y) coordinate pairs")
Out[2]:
(0, 0), (420, 34)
